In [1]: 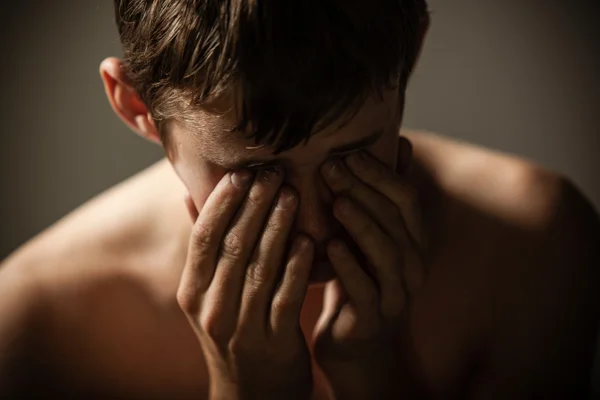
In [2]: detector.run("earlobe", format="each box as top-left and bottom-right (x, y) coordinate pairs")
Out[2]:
(134, 113), (161, 145)
(99, 57), (161, 145)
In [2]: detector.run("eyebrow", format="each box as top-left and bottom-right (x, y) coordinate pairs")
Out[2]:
(227, 129), (385, 170)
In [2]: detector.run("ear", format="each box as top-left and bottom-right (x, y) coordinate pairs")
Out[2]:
(99, 57), (161, 145)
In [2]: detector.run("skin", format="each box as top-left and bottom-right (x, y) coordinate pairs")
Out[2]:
(97, 49), (429, 398)
(1, 129), (598, 398)
(148, 85), (403, 285)
(1, 23), (600, 400)
(178, 166), (315, 400)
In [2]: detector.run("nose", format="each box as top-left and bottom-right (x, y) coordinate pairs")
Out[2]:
(289, 172), (340, 251)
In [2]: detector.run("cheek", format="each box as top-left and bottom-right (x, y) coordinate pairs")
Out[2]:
(171, 156), (226, 212)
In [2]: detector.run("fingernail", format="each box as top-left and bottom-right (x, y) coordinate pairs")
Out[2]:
(277, 189), (296, 210)
(294, 236), (311, 252)
(322, 159), (343, 180)
(231, 169), (252, 188)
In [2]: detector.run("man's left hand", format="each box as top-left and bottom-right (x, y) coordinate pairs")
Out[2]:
(313, 138), (427, 398)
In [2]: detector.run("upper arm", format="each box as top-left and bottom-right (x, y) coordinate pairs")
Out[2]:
(0, 262), (54, 397)
(467, 176), (600, 399)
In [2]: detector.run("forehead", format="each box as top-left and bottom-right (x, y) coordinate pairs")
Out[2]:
(177, 88), (399, 165)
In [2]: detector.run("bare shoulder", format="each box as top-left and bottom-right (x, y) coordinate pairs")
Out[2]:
(402, 128), (599, 253)
(2, 159), (191, 296)
(403, 129), (600, 397)
(0, 159), (204, 397)
(404, 129), (575, 224)
(0, 159), (190, 330)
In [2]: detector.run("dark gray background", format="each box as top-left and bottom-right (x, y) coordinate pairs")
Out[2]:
(1, 1), (598, 259)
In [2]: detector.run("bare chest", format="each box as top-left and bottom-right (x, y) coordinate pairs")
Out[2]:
(46, 240), (498, 400)
(45, 177), (519, 398)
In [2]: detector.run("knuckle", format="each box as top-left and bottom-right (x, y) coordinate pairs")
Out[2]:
(191, 222), (215, 249)
(176, 286), (199, 314)
(245, 260), (271, 288)
(220, 231), (244, 258)
(265, 213), (288, 236)
(220, 183), (240, 200)
(229, 342), (251, 360)
(199, 310), (229, 343)
(283, 257), (303, 282)
(228, 335), (244, 355)
(272, 295), (298, 317)
(229, 334), (262, 358)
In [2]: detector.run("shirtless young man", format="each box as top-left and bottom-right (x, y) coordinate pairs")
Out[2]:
(1, 0), (599, 398)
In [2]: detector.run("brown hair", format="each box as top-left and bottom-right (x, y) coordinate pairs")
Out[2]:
(114, 0), (428, 153)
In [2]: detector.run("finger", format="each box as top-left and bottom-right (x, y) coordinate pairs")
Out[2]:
(270, 235), (314, 334)
(312, 278), (346, 339)
(320, 158), (407, 247)
(332, 197), (406, 316)
(184, 192), (199, 222)
(326, 239), (379, 315)
(209, 167), (285, 321)
(239, 187), (298, 330)
(344, 148), (428, 299)
(322, 279), (347, 320)
(344, 150), (423, 248)
(177, 170), (252, 315)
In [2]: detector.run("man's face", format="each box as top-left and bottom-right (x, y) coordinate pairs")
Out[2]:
(166, 88), (404, 282)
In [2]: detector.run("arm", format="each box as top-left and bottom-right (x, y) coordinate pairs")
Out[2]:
(467, 177), (600, 399)
(0, 261), (54, 398)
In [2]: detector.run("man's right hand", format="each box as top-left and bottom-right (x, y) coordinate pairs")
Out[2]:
(177, 167), (314, 400)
